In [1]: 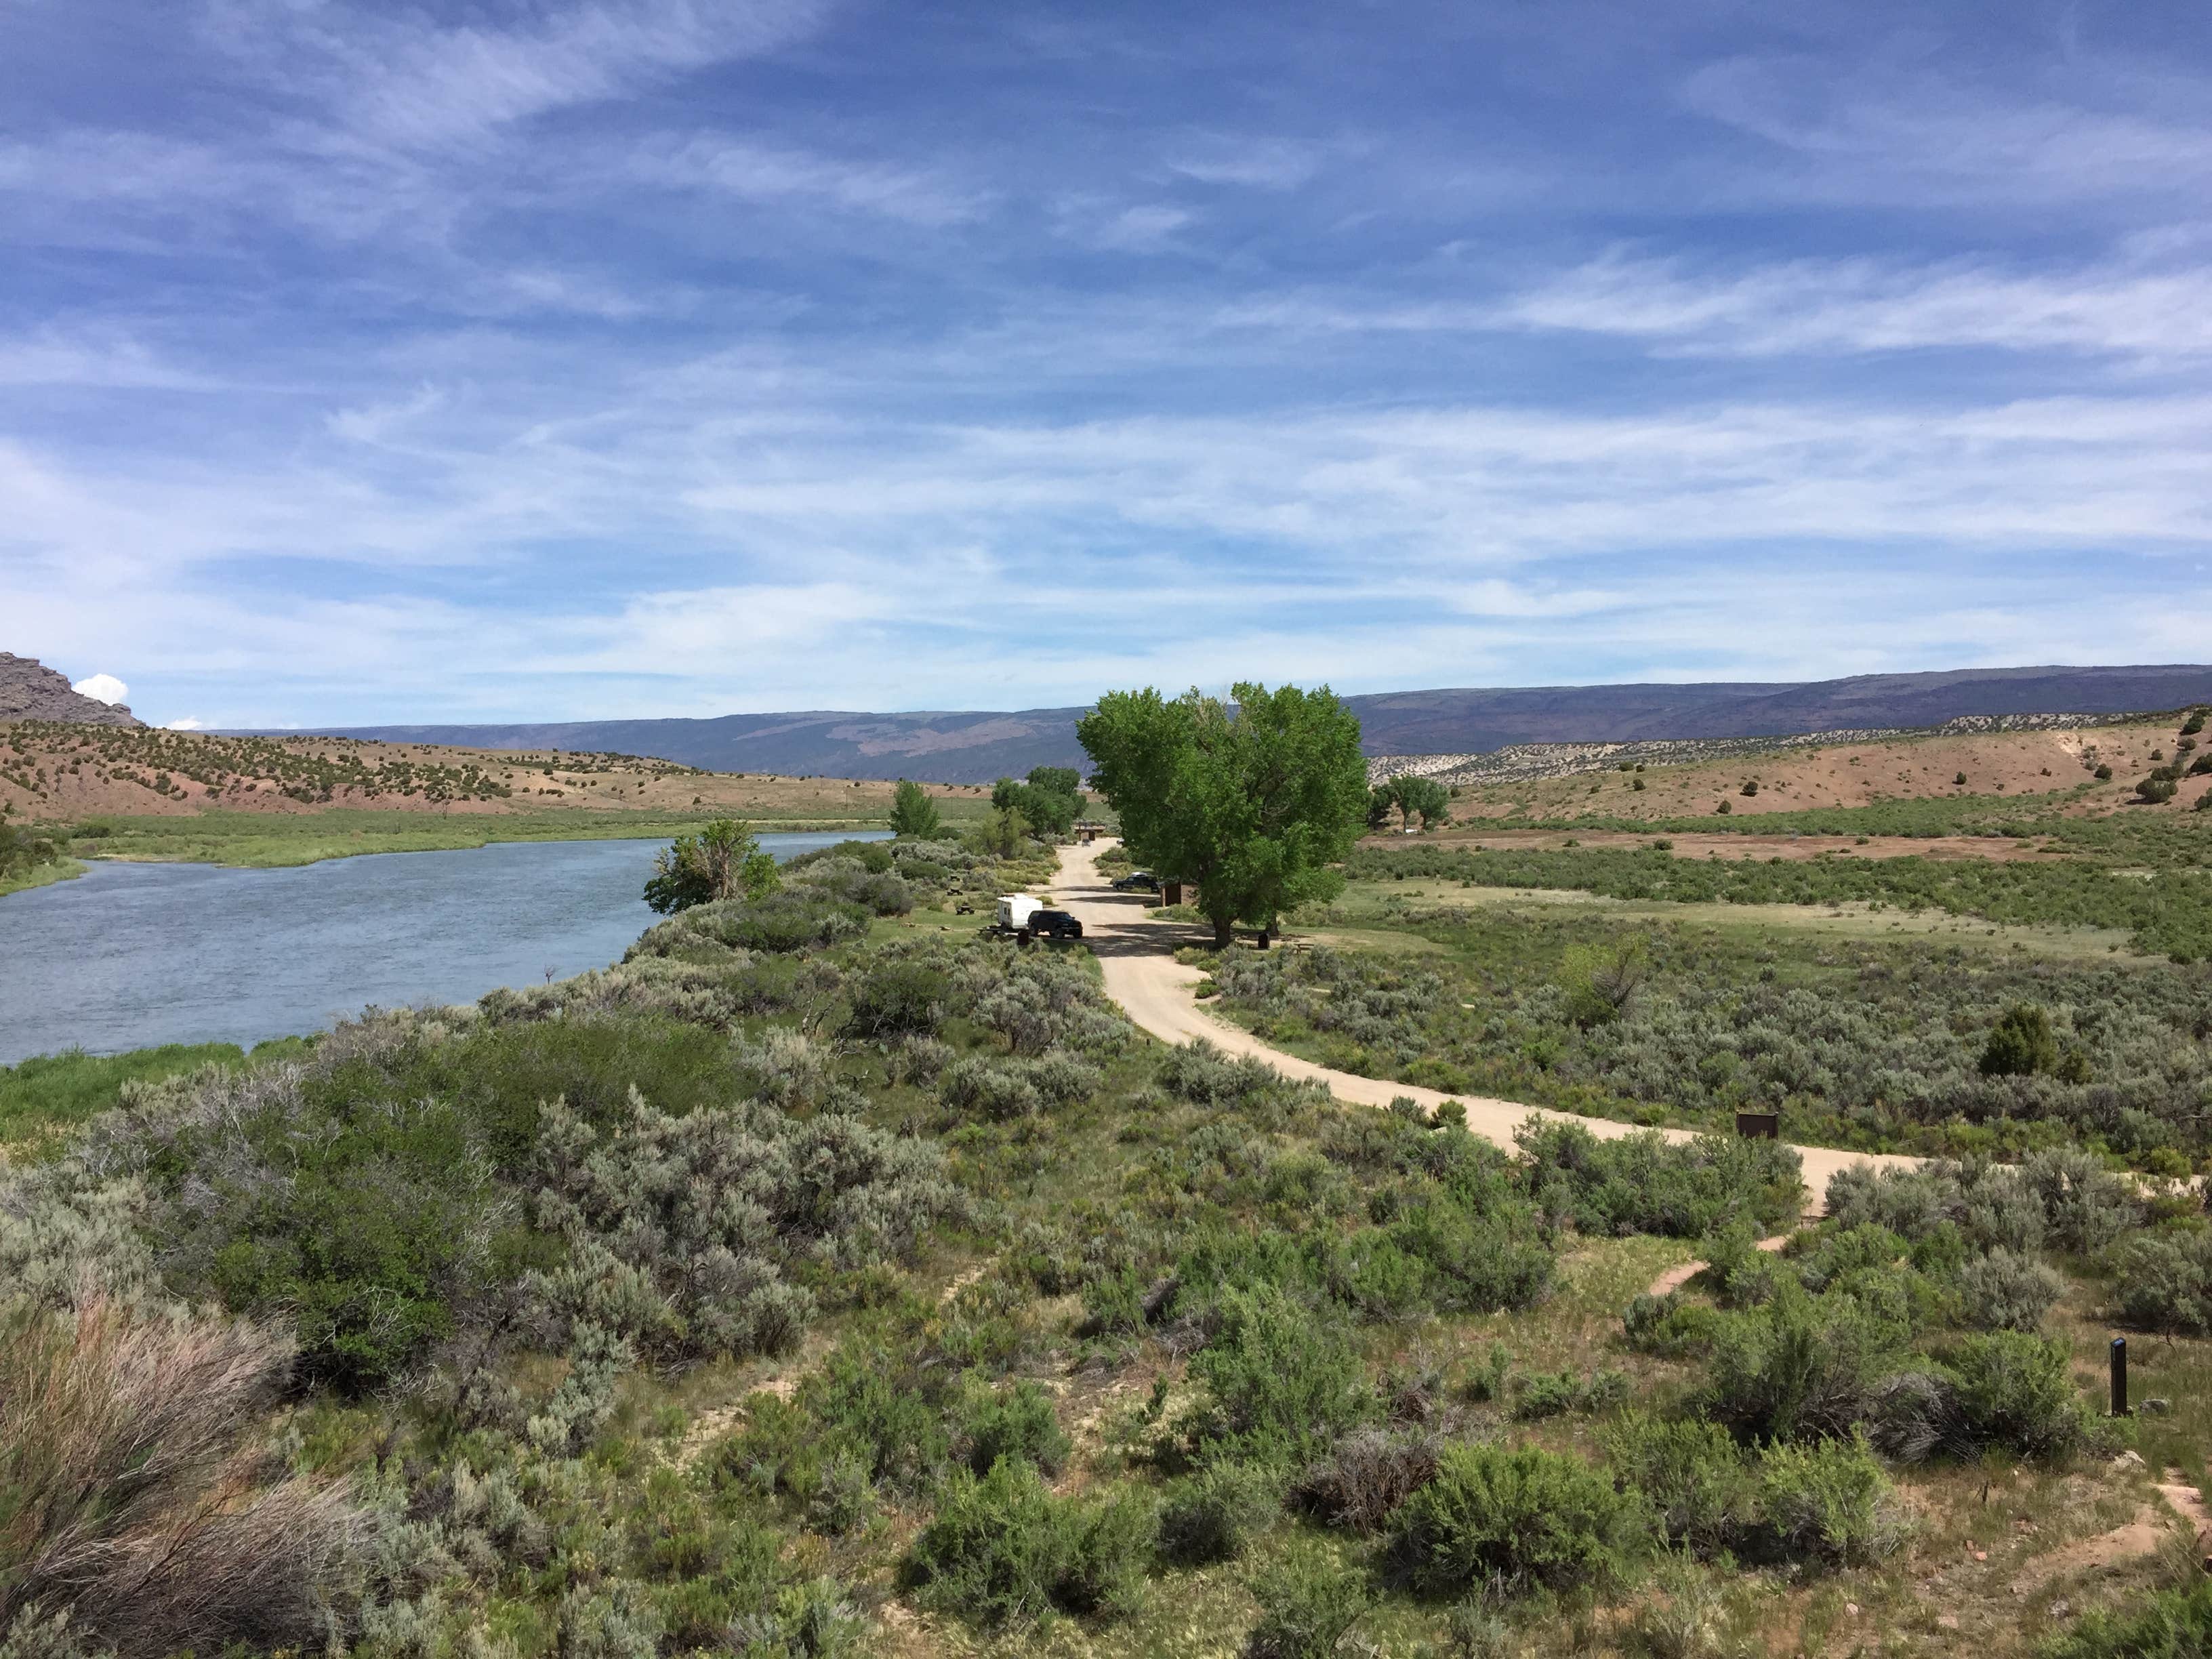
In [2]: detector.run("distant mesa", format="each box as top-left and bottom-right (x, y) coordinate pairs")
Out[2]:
(0, 653), (143, 728)
(256, 663), (2212, 785)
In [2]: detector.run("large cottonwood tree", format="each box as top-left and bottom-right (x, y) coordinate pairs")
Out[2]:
(1078, 681), (1368, 945)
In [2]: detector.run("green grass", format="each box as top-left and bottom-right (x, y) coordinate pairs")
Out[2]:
(0, 854), (83, 900)
(53, 807), (904, 869)
(1347, 837), (2212, 960)
(0, 1037), (312, 1144)
(1466, 785), (2212, 865)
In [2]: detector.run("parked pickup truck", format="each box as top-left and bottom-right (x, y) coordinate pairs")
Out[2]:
(983, 895), (1084, 941)
(1109, 872), (1160, 893)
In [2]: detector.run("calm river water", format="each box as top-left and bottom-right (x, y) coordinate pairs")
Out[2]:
(0, 832), (888, 1065)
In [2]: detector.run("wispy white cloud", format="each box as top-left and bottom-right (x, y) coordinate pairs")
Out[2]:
(1682, 55), (2212, 207)
(1166, 135), (1326, 190)
(617, 131), (983, 224)
(1496, 251), (2212, 361)
(201, 0), (832, 152)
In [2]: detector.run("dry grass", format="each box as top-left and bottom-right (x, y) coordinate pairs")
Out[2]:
(0, 1294), (371, 1657)
(1441, 718), (2207, 825)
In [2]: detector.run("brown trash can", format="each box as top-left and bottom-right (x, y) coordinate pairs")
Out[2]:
(1734, 1111), (1780, 1140)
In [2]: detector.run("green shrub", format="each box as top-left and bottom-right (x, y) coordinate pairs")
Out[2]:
(1980, 1004), (2058, 1078)
(959, 1380), (1071, 1477)
(905, 1458), (1153, 1626)
(630, 889), (869, 956)
(1244, 1546), (1371, 1659)
(2022, 1149), (2142, 1254)
(1158, 1456), (1284, 1564)
(802, 1344), (953, 1494)
(1511, 1367), (1628, 1420)
(1158, 1041), (1289, 1106)
(2112, 1230), (2212, 1334)
(1755, 1431), (1908, 1565)
(1702, 1279), (1906, 1443)
(2044, 1569), (2212, 1657)
(1515, 1123), (1801, 1240)
(1188, 1286), (1374, 1460)
(1385, 1197), (1555, 1312)
(844, 962), (947, 1039)
(1793, 1224), (1908, 1294)
(1698, 1219), (1789, 1309)
(1385, 1443), (1650, 1596)
(1946, 1332), (2089, 1458)
(1622, 1292), (1724, 1358)
(1959, 1248), (2064, 1332)
(939, 1057), (1043, 1120)
(1601, 1411), (1755, 1555)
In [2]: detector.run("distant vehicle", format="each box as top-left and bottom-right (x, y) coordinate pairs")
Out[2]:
(1110, 872), (1160, 892)
(982, 895), (1083, 941)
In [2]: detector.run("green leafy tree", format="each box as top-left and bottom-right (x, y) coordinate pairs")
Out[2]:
(643, 819), (766, 914)
(1365, 782), (1397, 831)
(989, 767), (1086, 838)
(970, 804), (1029, 858)
(889, 779), (942, 839)
(740, 848), (781, 900)
(1078, 680), (1368, 946)
(1389, 775), (1450, 831)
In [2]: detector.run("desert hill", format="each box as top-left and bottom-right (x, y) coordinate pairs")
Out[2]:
(270, 664), (2212, 781)
(0, 722), (987, 823)
(1414, 714), (2212, 825)
(0, 653), (140, 728)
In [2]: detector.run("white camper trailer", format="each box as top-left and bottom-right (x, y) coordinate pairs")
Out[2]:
(995, 895), (1043, 933)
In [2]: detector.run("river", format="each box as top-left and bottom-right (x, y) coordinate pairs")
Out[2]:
(0, 832), (888, 1065)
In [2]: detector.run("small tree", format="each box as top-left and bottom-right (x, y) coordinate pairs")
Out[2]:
(1366, 783), (1397, 831)
(989, 768), (1084, 839)
(1390, 775), (1450, 831)
(971, 804), (1029, 859)
(1980, 1004), (2058, 1078)
(889, 779), (942, 839)
(643, 819), (764, 914)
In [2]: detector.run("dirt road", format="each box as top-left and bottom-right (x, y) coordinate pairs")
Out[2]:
(1052, 838), (1925, 1204)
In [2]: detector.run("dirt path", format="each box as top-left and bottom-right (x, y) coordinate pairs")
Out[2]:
(1054, 839), (1927, 1204)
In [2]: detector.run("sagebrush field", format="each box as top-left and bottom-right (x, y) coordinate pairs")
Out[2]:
(7, 821), (2212, 1658)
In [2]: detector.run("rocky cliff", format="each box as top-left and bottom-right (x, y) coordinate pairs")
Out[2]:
(0, 653), (142, 726)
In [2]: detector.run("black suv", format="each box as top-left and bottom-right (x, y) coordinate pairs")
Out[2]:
(1027, 909), (1084, 940)
(1109, 872), (1160, 893)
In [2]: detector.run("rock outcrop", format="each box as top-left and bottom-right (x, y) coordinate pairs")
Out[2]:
(0, 653), (142, 726)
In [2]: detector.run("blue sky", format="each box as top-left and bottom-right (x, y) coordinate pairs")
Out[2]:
(3, 0), (2210, 729)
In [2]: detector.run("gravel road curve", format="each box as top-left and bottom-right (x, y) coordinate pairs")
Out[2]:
(1051, 838), (1926, 1207)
